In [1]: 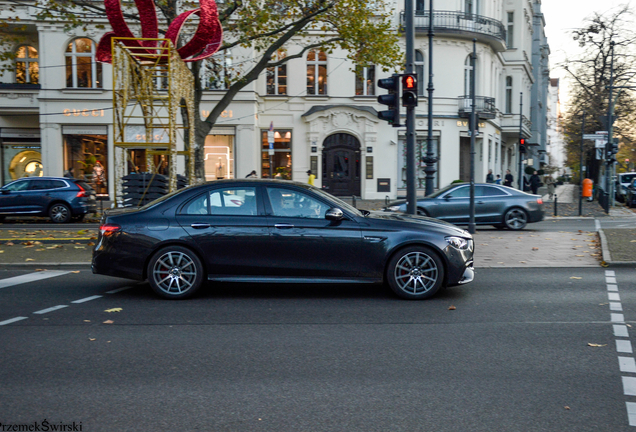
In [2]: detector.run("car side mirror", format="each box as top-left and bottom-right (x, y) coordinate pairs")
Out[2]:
(325, 207), (344, 221)
(444, 194), (451, 200)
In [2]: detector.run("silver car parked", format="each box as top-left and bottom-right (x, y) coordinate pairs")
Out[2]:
(385, 183), (544, 230)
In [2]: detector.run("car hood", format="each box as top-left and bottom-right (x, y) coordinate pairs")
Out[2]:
(366, 211), (471, 238)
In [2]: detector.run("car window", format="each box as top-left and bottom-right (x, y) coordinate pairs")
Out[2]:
(29, 180), (53, 190)
(479, 186), (507, 197)
(3, 180), (30, 191)
(183, 193), (210, 215)
(445, 186), (470, 198)
(182, 187), (257, 216)
(51, 180), (67, 189)
(620, 174), (636, 185)
(266, 187), (329, 218)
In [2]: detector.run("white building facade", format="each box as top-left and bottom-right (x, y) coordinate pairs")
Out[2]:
(0, 0), (549, 200)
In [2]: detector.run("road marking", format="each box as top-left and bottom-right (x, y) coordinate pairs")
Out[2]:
(0, 316), (28, 326)
(612, 313), (625, 323)
(615, 325), (630, 337)
(611, 302), (624, 311)
(620, 357), (636, 373)
(596, 220), (601, 231)
(608, 284), (619, 292)
(606, 270), (616, 277)
(33, 305), (68, 315)
(71, 295), (102, 304)
(617, 340), (633, 353)
(106, 286), (133, 294)
(628, 403), (636, 426)
(624, 377), (636, 396)
(0, 271), (71, 290)
(609, 293), (622, 301)
(607, 277), (618, 284)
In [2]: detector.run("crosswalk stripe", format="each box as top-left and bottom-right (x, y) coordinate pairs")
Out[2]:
(0, 271), (72, 289)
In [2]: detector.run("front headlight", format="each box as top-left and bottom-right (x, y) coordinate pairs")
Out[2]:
(446, 236), (472, 250)
(386, 205), (402, 212)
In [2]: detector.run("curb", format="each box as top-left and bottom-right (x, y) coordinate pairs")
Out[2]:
(597, 228), (636, 268)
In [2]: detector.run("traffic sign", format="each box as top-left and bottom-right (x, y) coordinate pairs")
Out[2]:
(583, 134), (601, 140)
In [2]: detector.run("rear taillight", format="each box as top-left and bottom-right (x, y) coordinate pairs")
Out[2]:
(537, 198), (543, 205)
(99, 224), (121, 236)
(76, 183), (86, 198)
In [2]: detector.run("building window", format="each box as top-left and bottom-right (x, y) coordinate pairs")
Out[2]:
(63, 133), (108, 196)
(355, 65), (375, 96)
(505, 76), (513, 113)
(399, 136), (439, 189)
(465, 0), (479, 15)
(65, 38), (101, 88)
(15, 46), (39, 84)
(262, 129), (292, 179)
(204, 134), (235, 180)
(307, 49), (327, 95)
(464, 55), (475, 96)
(201, 49), (233, 90)
(266, 50), (287, 95)
(415, 51), (425, 96)
(506, 12), (514, 48)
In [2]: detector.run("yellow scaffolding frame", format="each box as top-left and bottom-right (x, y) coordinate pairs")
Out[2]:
(111, 37), (195, 205)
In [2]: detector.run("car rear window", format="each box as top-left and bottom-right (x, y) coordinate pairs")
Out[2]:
(50, 180), (67, 189)
(620, 174), (636, 184)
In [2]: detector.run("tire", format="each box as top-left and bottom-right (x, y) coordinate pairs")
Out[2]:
(417, 208), (429, 217)
(386, 246), (444, 300)
(503, 208), (527, 230)
(147, 246), (204, 299)
(49, 203), (71, 223)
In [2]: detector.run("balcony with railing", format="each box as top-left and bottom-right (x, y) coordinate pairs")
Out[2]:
(401, 11), (507, 52)
(457, 96), (496, 119)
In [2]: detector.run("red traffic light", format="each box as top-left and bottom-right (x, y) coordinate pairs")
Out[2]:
(519, 138), (525, 145)
(403, 74), (416, 89)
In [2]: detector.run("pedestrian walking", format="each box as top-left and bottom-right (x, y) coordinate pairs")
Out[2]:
(544, 175), (556, 199)
(504, 169), (513, 187)
(529, 170), (541, 195)
(307, 170), (316, 186)
(486, 169), (494, 183)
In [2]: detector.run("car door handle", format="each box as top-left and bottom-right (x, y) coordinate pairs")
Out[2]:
(476, 201), (485, 204)
(274, 223), (294, 229)
(190, 223), (211, 229)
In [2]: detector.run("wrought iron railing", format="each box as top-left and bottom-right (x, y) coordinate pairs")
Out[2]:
(457, 96), (496, 118)
(401, 10), (506, 43)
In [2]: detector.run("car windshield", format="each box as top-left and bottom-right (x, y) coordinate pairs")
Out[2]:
(620, 173), (636, 184)
(309, 187), (365, 217)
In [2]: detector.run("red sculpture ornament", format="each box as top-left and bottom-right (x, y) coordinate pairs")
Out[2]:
(96, 0), (223, 63)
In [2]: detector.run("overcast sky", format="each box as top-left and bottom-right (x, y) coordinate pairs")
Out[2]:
(541, 0), (633, 106)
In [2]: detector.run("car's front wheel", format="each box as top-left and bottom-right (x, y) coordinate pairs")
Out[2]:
(503, 208), (527, 230)
(386, 246), (444, 300)
(49, 203), (71, 223)
(147, 246), (204, 299)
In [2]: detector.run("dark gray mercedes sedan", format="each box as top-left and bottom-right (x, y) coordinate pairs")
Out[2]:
(92, 179), (474, 300)
(385, 182), (544, 230)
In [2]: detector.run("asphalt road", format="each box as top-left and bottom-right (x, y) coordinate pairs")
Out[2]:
(1, 267), (636, 431)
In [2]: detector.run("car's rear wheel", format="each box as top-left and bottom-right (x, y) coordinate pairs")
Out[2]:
(49, 203), (71, 223)
(147, 246), (204, 299)
(386, 246), (444, 300)
(503, 208), (527, 230)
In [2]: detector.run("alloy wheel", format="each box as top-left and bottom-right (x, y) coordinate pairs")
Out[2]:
(152, 251), (198, 295)
(50, 204), (70, 223)
(393, 250), (439, 296)
(504, 208), (527, 230)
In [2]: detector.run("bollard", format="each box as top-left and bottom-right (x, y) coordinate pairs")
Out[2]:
(554, 195), (557, 217)
(352, 195), (357, 209)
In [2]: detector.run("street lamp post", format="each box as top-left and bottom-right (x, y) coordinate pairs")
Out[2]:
(423, 0), (437, 197)
(468, 39), (476, 234)
(579, 111), (585, 216)
(518, 93), (524, 190)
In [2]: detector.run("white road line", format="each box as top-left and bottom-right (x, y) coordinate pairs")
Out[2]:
(33, 305), (68, 315)
(620, 357), (636, 373)
(627, 403), (636, 427)
(106, 286), (133, 294)
(0, 316), (28, 326)
(611, 302), (624, 311)
(608, 284), (619, 292)
(609, 293), (621, 302)
(624, 377), (636, 396)
(607, 277), (618, 284)
(617, 340), (633, 353)
(612, 313), (626, 323)
(0, 271), (72, 290)
(596, 219), (601, 231)
(614, 325), (630, 338)
(606, 270), (616, 277)
(71, 295), (102, 304)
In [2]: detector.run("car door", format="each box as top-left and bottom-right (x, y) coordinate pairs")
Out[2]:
(0, 179), (32, 213)
(26, 179), (57, 213)
(175, 185), (272, 277)
(264, 186), (362, 278)
(434, 185), (471, 223)
(475, 185), (510, 223)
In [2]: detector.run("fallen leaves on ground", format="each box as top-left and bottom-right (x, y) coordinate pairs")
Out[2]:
(448, 305), (456, 310)
(103, 320), (114, 324)
(104, 308), (122, 313)
(587, 343), (607, 347)
(570, 277), (582, 279)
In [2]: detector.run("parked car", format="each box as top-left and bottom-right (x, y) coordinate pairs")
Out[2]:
(0, 177), (96, 223)
(625, 179), (636, 208)
(384, 182), (544, 230)
(92, 179), (475, 300)
(615, 172), (636, 203)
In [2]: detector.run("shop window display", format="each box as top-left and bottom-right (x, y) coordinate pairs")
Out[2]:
(64, 134), (108, 196)
(204, 135), (234, 180)
(261, 129), (291, 179)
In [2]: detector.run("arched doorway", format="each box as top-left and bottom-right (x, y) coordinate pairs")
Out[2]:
(322, 133), (361, 196)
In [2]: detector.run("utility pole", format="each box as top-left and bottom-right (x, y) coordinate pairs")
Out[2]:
(518, 93), (524, 190)
(606, 41), (615, 212)
(405, 0), (416, 214)
(423, 0), (437, 197)
(579, 111), (585, 216)
(468, 39), (476, 234)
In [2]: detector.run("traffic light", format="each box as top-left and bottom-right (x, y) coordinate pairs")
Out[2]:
(519, 138), (526, 153)
(402, 74), (418, 107)
(377, 75), (401, 127)
(606, 138), (619, 160)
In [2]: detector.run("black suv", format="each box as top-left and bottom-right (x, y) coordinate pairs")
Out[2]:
(0, 177), (97, 223)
